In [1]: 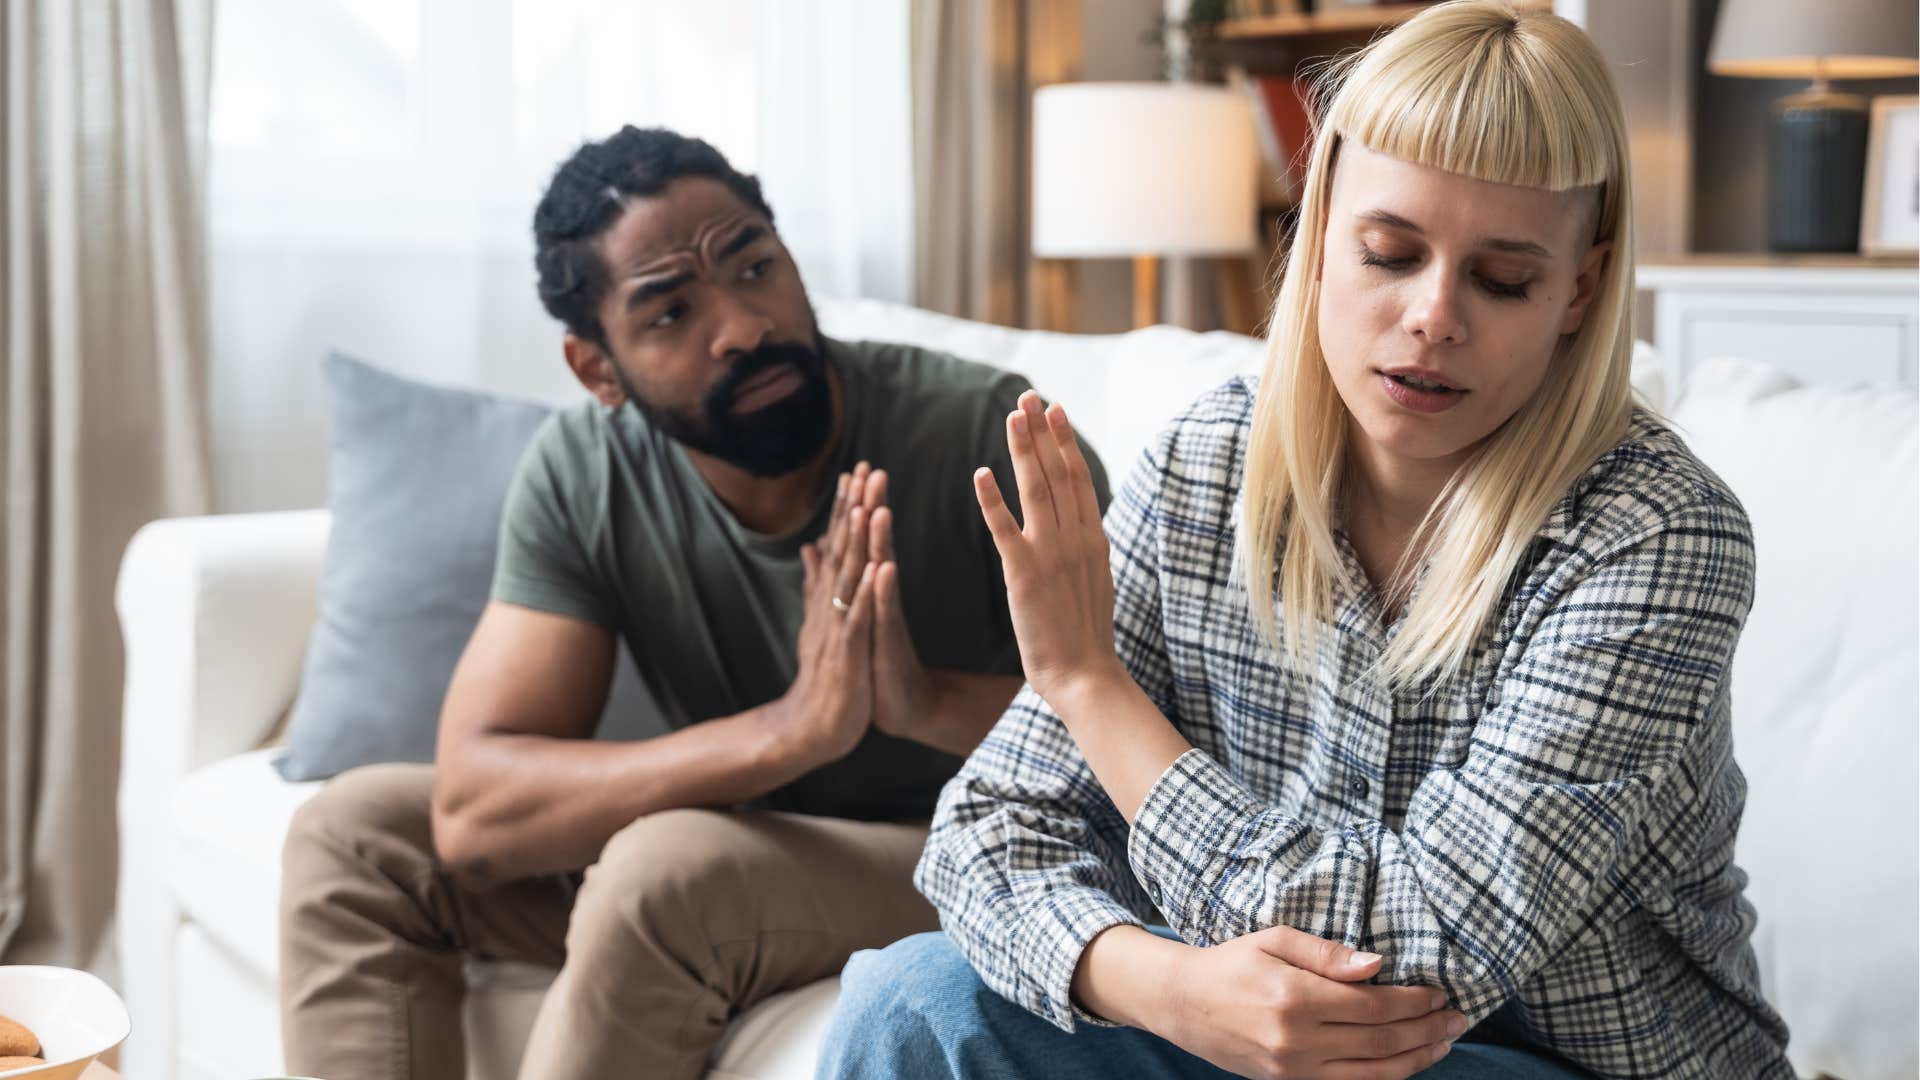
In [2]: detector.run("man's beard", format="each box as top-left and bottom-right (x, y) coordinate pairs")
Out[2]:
(616, 336), (835, 478)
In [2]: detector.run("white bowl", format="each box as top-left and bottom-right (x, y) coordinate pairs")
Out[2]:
(0, 967), (130, 1079)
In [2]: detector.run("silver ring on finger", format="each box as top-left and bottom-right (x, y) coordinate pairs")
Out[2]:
(831, 594), (851, 614)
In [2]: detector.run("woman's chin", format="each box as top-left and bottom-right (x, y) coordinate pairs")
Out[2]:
(1350, 410), (1482, 465)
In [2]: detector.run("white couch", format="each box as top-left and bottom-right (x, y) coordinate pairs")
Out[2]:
(116, 297), (1916, 1080)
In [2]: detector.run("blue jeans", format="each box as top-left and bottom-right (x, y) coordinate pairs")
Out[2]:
(816, 931), (1593, 1080)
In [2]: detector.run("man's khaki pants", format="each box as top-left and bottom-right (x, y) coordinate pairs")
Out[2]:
(279, 764), (937, 1080)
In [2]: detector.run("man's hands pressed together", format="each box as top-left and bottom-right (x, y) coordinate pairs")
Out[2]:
(776, 464), (882, 770)
(777, 462), (1009, 770)
(866, 497), (941, 745)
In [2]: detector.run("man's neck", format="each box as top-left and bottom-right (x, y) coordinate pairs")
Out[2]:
(681, 362), (845, 536)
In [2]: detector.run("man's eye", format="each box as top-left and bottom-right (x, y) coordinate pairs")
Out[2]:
(650, 301), (687, 329)
(742, 258), (774, 282)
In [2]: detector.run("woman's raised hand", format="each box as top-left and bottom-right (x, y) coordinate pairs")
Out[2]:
(973, 390), (1123, 704)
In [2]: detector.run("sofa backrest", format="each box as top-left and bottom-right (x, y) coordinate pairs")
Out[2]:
(1669, 358), (1918, 1080)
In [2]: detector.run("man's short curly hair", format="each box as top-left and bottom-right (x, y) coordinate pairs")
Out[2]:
(533, 126), (774, 347)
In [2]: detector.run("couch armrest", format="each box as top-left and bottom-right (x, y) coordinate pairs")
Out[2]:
(116, 508), (331, 768)
(115, 508), (329, 1080)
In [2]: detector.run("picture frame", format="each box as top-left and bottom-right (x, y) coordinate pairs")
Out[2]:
(1860, 95), (1918, 258)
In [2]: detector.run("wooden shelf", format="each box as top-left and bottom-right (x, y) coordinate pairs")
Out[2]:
(1220, 1), (1550, 41)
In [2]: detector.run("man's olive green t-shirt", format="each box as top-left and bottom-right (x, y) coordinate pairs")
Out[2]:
(490, 337), (1111, 822)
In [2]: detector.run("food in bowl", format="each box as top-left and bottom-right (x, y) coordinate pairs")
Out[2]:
(0, 1014), (39, 1059)
(0, 966), (130, 1078)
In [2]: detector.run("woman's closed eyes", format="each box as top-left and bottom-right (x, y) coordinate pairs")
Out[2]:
(1356, 245), (1534, 301)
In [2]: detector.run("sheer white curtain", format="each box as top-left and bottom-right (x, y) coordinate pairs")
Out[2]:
(207, 0), (913, 512)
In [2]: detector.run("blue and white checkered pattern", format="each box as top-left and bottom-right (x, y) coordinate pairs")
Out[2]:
(916, 378), (1794, 1079)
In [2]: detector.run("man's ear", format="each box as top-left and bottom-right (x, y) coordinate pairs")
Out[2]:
(1558, 239), (1613, 336)
(563, 333), (628, 408)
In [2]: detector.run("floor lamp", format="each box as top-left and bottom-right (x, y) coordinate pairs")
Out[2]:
(1031, 83), (1258, 329)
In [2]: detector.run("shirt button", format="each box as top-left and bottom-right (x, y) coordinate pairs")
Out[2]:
(1348, 775), (1371, 799)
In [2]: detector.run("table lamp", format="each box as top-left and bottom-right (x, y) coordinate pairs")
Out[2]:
(1032, 83), (1258, 328)
(1708, 0), (1919, 252)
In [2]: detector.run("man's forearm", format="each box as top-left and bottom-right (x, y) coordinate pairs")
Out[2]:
(433, 704), (823, 888)
(912, 670), (1024, 756)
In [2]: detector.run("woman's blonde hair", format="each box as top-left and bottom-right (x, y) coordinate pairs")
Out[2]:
(1241, 0), (1635, 688)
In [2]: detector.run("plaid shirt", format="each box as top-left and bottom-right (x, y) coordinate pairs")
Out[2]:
(916, 378), (1794, 1079)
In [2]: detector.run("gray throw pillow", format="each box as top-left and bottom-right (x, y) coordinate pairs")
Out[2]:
(276, 353), (655, 782)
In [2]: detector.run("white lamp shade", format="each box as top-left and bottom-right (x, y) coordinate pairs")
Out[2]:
(1708, 0), (1919, 80)
(1032, 83), (1258, 258)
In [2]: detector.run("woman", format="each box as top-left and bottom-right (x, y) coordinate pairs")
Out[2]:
(817, 3), (1793, 1078)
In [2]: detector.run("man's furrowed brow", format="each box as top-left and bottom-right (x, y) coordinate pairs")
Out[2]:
(625, 271), (693, 310)
(718, 224), (766, 261)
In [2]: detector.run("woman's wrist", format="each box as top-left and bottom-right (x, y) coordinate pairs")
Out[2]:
(1043, 657), (1194, 821)
(1071, 923), (1187, 1032)
(1044, 657), (1136, 722)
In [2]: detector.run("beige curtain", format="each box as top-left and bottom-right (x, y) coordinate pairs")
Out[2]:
(910, 0), (1080, 329)
(1, 0), (213, 969)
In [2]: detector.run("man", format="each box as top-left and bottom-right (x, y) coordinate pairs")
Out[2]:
(277, 126), (1109, 1080)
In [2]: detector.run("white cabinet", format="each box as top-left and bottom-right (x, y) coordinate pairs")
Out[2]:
(1638, 260), (1919, 392)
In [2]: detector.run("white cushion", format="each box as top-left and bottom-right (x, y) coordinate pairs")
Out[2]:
(707, 977), (843, 1080)
(173, 923), (285, 1080)
(170, 749), (322, 980)
(1670, 358), (1919, 1080)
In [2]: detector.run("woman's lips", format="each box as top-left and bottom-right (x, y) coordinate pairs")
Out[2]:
(1379, 371), (1468, 413)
